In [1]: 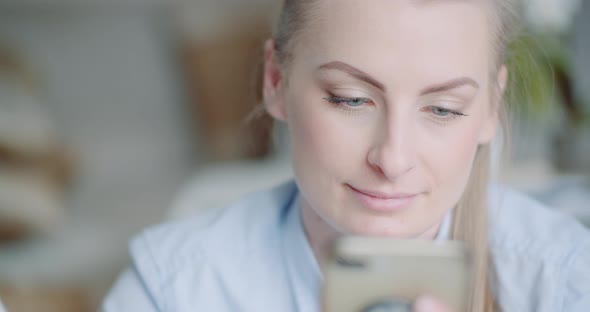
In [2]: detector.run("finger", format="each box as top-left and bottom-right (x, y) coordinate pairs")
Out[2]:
(412, 295), (452, 312)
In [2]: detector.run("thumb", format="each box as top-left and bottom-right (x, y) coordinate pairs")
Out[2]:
(412, 295), (452, 312)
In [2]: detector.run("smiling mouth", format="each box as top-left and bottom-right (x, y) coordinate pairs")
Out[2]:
(346, 184), (420, 213)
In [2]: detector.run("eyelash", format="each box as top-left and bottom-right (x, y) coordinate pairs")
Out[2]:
(422, 106), (468, 121)
(323, 96), (373, 114)
(323, 95), (468, 121)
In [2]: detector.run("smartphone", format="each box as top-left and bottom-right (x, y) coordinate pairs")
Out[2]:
(322, 237), (473, 312)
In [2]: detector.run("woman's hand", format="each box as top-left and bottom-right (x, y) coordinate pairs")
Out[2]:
(412, 295), (453, 312)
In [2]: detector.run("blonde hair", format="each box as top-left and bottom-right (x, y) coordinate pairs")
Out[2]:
(271, 1), (519, 311)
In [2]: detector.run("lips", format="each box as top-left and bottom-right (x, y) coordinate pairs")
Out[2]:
(347, 184), (419, 213)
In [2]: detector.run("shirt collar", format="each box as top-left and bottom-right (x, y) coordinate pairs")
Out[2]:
(436, 207), (453, 240)
(282, 191), (323, 311)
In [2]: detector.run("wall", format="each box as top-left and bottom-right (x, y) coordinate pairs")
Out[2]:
(0, 3), (197, 294)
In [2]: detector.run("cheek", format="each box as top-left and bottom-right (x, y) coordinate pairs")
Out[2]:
(287, 98), (370, 173)
(420, 118), (484, 194)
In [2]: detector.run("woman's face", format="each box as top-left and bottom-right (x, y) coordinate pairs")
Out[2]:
(265, 0), (503, 238)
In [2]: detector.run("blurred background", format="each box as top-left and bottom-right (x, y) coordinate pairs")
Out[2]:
(0, 0), (588, 311)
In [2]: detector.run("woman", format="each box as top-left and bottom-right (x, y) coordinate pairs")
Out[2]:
(102, 0), (590, 311)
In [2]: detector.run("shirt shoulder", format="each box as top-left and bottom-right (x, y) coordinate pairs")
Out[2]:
(487, 185), (590, 311)
(133, 180), (295, 264)
(488, 185), (589, 258)
(127, 180), (298, 311)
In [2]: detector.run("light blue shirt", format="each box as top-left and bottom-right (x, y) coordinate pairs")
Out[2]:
(101, 180), (590, 311)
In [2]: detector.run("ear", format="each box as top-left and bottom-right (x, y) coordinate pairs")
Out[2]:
(262, 39), (287, 121)
(479, 65), (508, 144)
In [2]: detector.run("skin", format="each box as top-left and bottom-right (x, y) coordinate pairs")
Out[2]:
(263, 0), (507, 310)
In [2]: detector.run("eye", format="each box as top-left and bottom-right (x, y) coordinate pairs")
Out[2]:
(324, 96), (373, 108)
(424, 106), (467, 119)
(432, 106), (452, 117)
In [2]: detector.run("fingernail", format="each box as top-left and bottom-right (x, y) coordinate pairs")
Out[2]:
(413, 296), (438, 312)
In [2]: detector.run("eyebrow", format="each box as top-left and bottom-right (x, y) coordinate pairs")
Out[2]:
(318, 61), (386, 92)
(317, 61), (479, 96)
(419, 77), (480, 95)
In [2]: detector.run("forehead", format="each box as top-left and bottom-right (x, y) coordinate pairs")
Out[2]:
(295, 0), (492, 89)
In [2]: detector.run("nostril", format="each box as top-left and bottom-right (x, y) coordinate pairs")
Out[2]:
(367, 147), (415, 181)
(370, 162), (386, 177)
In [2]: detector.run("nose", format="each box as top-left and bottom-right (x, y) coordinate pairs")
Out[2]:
(367, 114), (415, 181)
